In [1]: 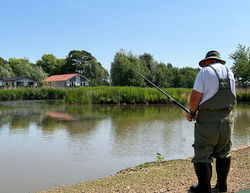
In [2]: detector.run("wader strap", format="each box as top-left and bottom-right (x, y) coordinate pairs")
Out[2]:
(208, 66), (229, 81)
(226, 67), (229, 79)
(209, 66), (220, 80)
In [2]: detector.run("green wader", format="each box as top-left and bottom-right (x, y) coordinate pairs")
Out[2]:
(189, 66), (237, 193)
(192, 66), (237, 163)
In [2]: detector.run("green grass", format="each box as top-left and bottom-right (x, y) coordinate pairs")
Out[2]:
(0, 86), (249, 104)
(236, 88), (250, 102)
(63, 86), (191, 105)
(0, 88), (65, 100)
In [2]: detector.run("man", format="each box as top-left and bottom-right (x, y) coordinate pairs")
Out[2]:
(187, 50), (236, 193)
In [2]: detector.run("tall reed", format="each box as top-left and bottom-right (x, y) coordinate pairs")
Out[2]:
(0, 87), (248, 104)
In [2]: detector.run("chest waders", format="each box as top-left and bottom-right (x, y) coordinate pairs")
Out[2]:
(189, 66), (236, 193)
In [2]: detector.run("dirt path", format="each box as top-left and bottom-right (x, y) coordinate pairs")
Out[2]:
(38, 146), (249, 193)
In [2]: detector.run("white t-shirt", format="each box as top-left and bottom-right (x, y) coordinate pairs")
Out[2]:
(193, 63), (236, 104)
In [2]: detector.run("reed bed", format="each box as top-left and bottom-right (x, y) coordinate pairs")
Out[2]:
(0, 87), (248, 104)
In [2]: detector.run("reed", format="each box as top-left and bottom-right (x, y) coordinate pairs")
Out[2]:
(236, 88), (250, 102)
(63, 86), (191, 105)
(0, 87), (248, 104)
(0, 88), (65, 101)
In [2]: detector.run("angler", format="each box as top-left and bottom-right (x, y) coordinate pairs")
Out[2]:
(188, 50), (236, 193)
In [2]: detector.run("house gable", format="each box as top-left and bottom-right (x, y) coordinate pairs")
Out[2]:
(43, 73), (90, 88)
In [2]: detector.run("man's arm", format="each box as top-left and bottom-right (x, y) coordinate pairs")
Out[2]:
(187, 90), (203, 121)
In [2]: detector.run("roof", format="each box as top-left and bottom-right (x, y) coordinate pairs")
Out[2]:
(43, 73), (90, 82)
(0, 77), (36, 81)
(43, 74), (78, 82)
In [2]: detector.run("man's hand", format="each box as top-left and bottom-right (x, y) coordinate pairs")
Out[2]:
(187, 112), (196, 121)
(187, 90), (202, 122)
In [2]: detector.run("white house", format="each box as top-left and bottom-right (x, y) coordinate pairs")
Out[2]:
(43, 73), (90, 88)
(0, 77), (37, 88)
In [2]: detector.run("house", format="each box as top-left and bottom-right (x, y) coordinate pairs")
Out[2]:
(43, 73), (90, 88)
(0, 77), (37, 88)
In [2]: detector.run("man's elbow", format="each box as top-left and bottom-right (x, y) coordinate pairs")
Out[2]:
(190, 90), (203, 102)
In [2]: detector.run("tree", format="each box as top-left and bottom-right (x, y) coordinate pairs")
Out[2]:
(0, 57), (14, 78)
(8, 58), (47, 83)
(111, 50), (200, 88)
(110, 50), (146, 86)
(139, 53), (157, 85)
(229, 44), (250, 87)
(63, 50), (109, 86)
(178, 67), (200, 88)
(153, 63), (174, 88)
(36, 54), (66, 76)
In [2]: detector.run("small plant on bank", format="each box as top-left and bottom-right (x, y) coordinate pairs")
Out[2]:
(156, 153), (165, 163)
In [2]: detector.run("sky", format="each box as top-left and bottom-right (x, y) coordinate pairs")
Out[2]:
(1, 0), (250, 71)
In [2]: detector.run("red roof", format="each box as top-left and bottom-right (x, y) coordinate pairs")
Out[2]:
(43, 74), (78, 82)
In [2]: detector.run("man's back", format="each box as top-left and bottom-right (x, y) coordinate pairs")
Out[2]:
(193, 62), (236, 104)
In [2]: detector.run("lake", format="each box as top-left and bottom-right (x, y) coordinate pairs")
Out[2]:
(0, 101), (249, 193)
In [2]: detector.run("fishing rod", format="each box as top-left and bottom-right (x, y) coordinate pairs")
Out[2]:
(126, 64), (190, 114)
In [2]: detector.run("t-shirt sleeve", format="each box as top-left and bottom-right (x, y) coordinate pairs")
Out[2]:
(193, 70), (204, 93)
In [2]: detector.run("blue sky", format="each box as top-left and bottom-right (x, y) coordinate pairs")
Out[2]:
(1, 0), (250, 71)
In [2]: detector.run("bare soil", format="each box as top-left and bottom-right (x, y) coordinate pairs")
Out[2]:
(38, 146), (249, 193)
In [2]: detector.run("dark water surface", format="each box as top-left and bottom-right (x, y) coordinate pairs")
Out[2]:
(0, 101), (249, 193)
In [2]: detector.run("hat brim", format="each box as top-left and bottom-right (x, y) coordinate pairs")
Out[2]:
(199, 57), (226, 67)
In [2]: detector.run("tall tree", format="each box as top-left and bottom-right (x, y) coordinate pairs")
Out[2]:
(229, 44), (250, 87)
(0, 57), (14, 78)
(8, 58), (47, 83)
(63, 50), (109, 86)
(153, 63), (174, 88)
(111, 50), (146, 86)
(36, 54), (66, 76)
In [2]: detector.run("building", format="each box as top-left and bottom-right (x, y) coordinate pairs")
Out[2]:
(0, 77), (37, 88)
(43, 73), (90, 88)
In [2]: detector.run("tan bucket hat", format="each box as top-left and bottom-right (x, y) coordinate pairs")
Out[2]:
(199, 50), (226, 67)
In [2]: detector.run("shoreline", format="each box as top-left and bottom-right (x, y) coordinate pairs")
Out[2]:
(38, 145), (249, 193)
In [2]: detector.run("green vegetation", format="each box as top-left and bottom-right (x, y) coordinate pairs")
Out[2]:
(230, 44), (250, 87)
(1, 44), (249, 88)
(236, 88), (250, 102)
(0, 87), (249, 103)
(0, 50), (109, 86)
(156, 153), (165, 163)
(110, 50), (200, 87)
(0, 87), (190, 104)
(63, 86), (191, 104)
(0, 88), (65, 101)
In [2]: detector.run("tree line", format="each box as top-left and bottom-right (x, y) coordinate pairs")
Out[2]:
(0, 45), (249, 87)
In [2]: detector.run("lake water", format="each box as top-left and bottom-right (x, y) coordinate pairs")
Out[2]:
(0, 101), (249, 193)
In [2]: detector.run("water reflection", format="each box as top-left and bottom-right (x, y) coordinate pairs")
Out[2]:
(0, 101), (249, 193)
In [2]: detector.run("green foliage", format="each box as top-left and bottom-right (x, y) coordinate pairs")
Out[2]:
(8, 58), (48, 83)
(62, 50), (109, 86)
(230, 44), (250, 87)
(0, 88), (65, 100)
(63, 86), (191, 104)
(36, 54), (65, 76)
(0, 57), (14, 78)
(111, 50), (199, 88)
(0, 87), (248, 103)
(236, 88), (250, 102)
(156, 153), (165, 162)
(111, 50), (147, 87)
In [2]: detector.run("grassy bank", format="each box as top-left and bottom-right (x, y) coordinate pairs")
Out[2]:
(236, 88), (250, 102)
(38, 146), (249, 193)
(0, 86), (249, 104)
(0, 87), (191, 104)
(64, 86), (191, 104)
